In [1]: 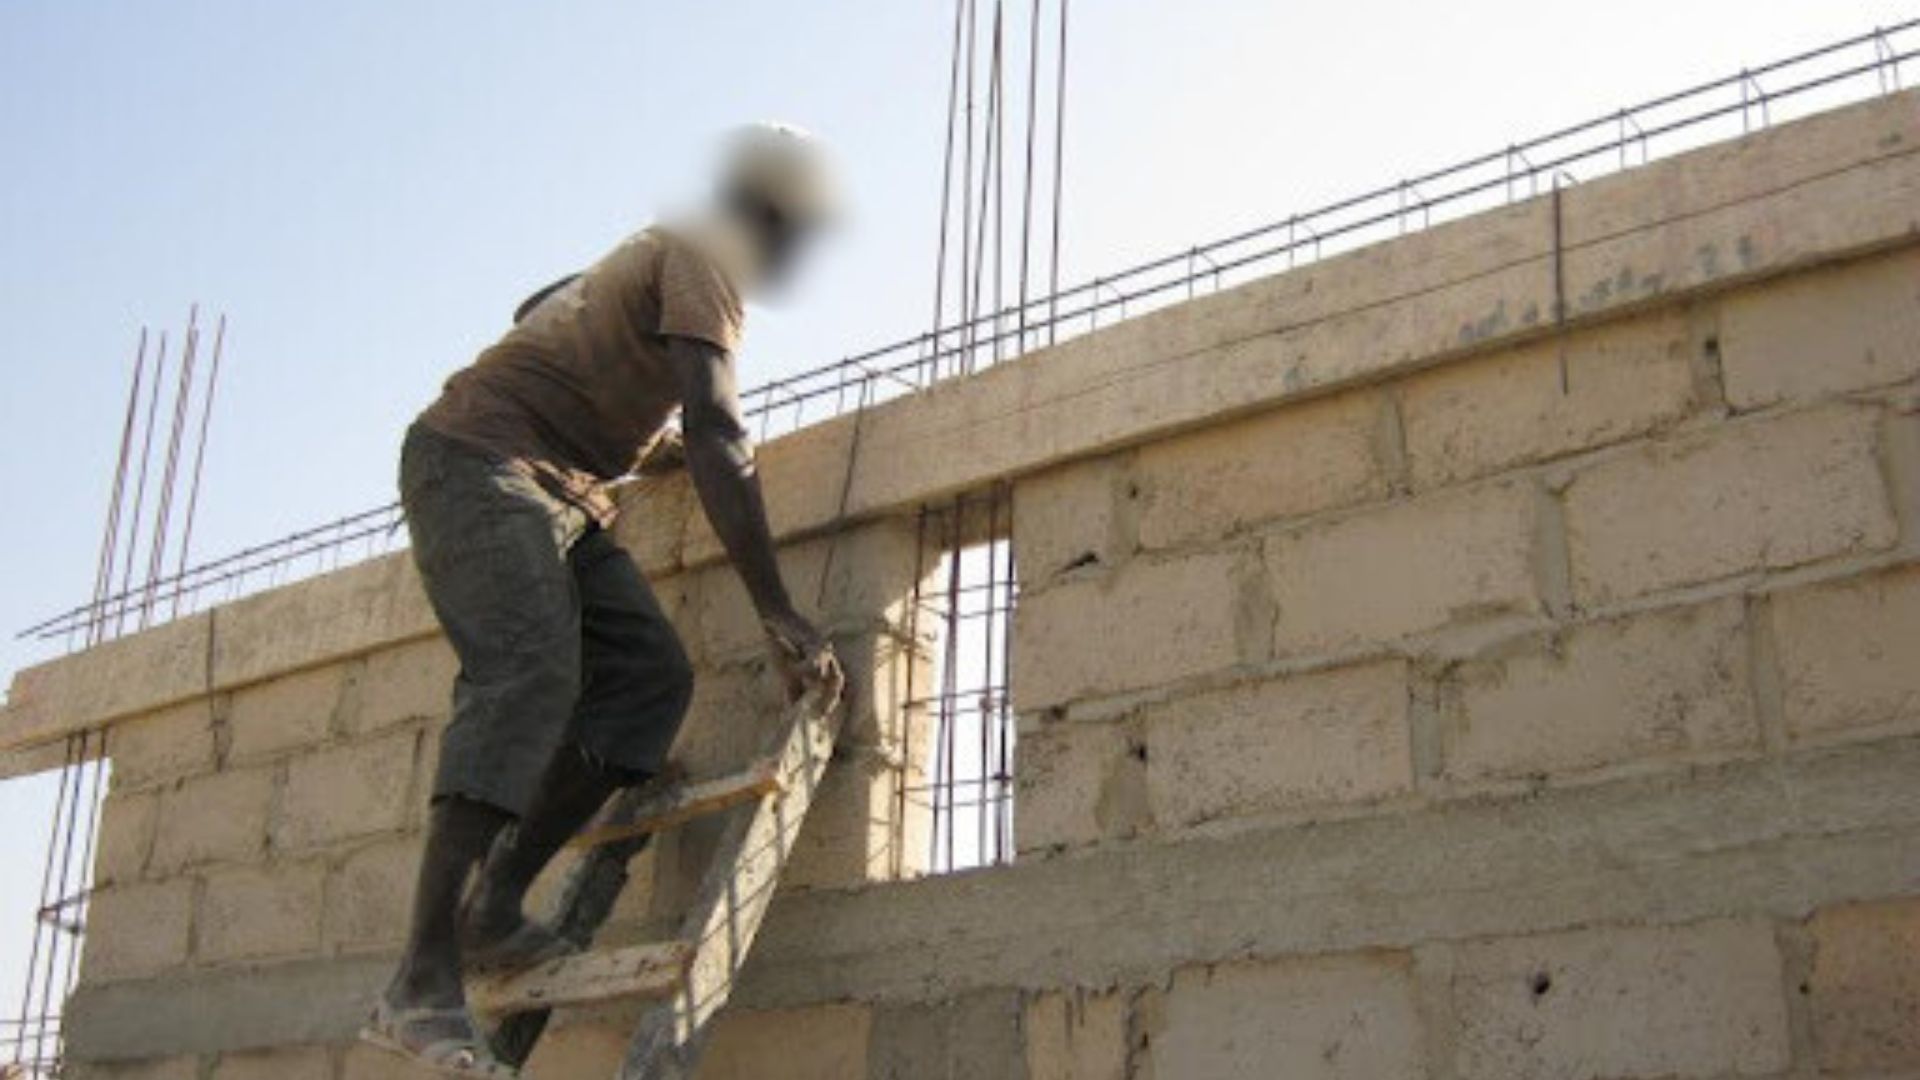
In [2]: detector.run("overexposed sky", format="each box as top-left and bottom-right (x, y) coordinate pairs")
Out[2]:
(0, 0), (1911, 1031)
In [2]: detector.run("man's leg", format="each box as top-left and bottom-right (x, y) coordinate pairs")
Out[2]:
(385, 798), (512, 1010)
(376, 427), (584, 1053)
(467, 529), (695, 943)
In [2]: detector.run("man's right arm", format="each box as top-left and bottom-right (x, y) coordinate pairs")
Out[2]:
(666, 336), (838, 695)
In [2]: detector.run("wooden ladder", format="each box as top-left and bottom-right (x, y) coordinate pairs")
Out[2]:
(474, 682), (843, 1079)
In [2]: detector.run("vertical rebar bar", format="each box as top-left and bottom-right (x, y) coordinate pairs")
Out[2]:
(938, 498), (965, 872)
(929, 0), (967, 387)
(114, 332), (168, 637)
(979, 490), (1001, 862)
(17, 735), (76, 1075)
(966, 5), (1004, 375)
(172, 313), (226, 617)
(61, 730), (109, 1005)
(33, 730), (90, 1073)
(1046, 0), (1070, 344)
(958, 0), (979, 380)
(998, 492), (1017, 860)
(991, 1), (1007, 367)
(1017, 0), (1042, 353)
(141, 306), (200, 627)
(88, 332), (148, 647)
(897, 507), (931, 877)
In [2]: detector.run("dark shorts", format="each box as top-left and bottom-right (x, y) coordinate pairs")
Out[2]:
(399, 423), (694, 816)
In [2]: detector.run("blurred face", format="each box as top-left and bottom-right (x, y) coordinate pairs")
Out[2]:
(757, 216), (818, 284)
(726, 190), (818, 289)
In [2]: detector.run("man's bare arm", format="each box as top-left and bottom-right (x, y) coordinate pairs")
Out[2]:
(668, 337), (792, 617)
(667, 338), (837, 695)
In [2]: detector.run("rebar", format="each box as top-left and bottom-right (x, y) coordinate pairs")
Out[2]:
(171, 313), (227, 617)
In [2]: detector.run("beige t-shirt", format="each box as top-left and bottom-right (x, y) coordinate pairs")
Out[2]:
(419, 225), (746, 525)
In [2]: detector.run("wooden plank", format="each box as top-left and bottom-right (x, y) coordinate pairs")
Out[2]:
(617, 684), (843, 1079)
(469, 942), (692, 1015)
(565, 759), (785, 851)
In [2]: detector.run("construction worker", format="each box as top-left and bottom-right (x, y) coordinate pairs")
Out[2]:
(362, 124), (845, 1078)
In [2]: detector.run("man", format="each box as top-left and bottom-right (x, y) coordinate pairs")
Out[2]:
(362, 124), (844, 1078)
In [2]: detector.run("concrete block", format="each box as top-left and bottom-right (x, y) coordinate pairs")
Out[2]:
(226, 666), (344, 763)
(695, 519), (920, 663)
(1014, 551), (1248, 710)
(149, 767), (274, 874)
(609, 469), (693, 575)
(868, 990), (1025, 1080)
(1145, 660), (1413, 827)
(1566, 405), (1897, 607)
(1025, 990), (1128, 1080)
(679, 409), (860, 569)
(196, 863), (326, 964)
(326, 835), (423, 951)
(1013, 455), (1130, 588)
(1442, 597), (1757, 782)
(1264, 480), (1541, 655)
(80, 880), (193, 982)
(524, 841), (655, 932)
(1807, 896), (1920, 1071)
(109, 700), (217, 791)
(1401, 311), (1696, 490)
(1141, 954), (1423, 1080)
(1015, 721), (1148, 854)
(1450, 919), (1791, 1079)
(350, 636), (457, 736)
(93, 790), (158, 887)
(1770, 565), (1920, 743)
(212, 1045), (330, 1080)
(838, 628), (934, 757)
(209, 552), (437, 693)
(4, 611), (212, 759)
(784, 753), (918, 889)
(1720, 247), (1920, 409)
(670, 658), (785, 777)
(1135, 390), (1387, 550)
(699, 1003), (872, 1080)
(274, 729), (418, 852)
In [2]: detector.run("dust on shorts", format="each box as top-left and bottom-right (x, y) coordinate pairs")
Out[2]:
(399, 423), (694, 816)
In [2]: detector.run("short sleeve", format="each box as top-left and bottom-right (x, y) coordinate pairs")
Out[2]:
(658, 237), (746, 354)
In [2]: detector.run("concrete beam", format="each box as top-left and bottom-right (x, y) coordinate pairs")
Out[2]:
(1, 552), (437, 764)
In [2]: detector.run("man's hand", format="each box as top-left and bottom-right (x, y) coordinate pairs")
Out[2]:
(762, 609), (844, 705)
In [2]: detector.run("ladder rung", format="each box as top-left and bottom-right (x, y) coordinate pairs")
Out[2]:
(566, 758), (785, 850)
(469, 941), (692, 1014)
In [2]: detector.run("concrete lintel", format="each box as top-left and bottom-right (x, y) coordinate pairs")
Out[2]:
(62, 736), (1920, 1062)
(739, 735), (1920, 1007)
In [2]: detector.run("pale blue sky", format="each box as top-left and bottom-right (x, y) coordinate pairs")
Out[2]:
(0, 0), (1908, 1041)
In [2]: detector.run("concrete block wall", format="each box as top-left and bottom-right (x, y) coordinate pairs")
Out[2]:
(12, 86), (1920, 1078)
(1012, 247), (1920, 848)
(1001, 247), (1919, 1078)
